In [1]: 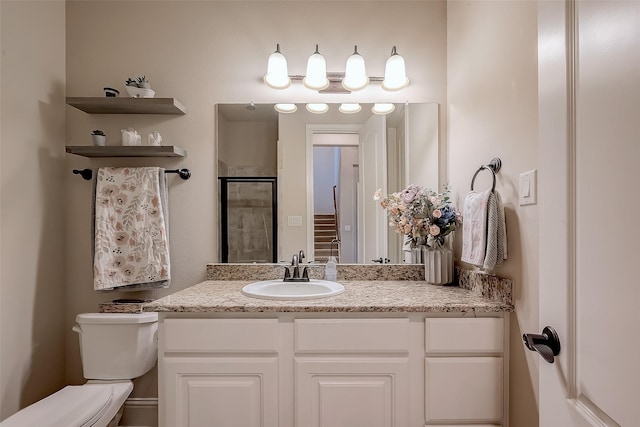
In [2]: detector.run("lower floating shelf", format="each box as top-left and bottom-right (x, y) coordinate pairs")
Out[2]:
(65, 145), (186, 158)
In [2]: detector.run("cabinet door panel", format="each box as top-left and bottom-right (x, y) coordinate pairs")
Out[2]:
(163, 357), (278, 427)
(425, 357), (503, 423)
(296, 358), (409, 427)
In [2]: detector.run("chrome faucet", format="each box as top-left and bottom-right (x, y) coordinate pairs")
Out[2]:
(284, 250), (309, 282)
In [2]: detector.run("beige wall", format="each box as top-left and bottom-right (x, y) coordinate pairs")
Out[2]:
(447, 1), (539, 426)
(65, 0), (447, 386)
(0, 1), (541, 425)
(0, 0), (67, 420)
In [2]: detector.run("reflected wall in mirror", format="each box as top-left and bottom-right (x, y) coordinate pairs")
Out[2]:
(216, 103), (439, 264)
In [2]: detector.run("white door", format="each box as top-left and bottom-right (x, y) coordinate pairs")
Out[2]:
(358, 113), (388, 263)
(538, 1), (639, 425)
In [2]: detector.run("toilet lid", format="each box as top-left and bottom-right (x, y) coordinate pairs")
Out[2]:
(0, 384), (113, 427)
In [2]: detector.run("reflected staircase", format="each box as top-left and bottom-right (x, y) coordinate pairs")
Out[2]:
(313, 214), (339, 263)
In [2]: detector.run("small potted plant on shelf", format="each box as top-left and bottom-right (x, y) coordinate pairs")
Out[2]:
(91, 129), (106, 146)
(124, 76), (155, 98)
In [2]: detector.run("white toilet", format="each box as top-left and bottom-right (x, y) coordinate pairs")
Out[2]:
(0, 312), (158, 427)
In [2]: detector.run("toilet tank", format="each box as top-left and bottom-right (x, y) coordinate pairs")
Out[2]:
(74, 312), (158, 380)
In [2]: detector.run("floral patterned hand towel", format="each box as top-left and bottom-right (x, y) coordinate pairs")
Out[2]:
(93, 167), (170, 291)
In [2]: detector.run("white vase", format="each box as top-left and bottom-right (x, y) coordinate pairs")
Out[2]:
(91, 134), (106, 146)
(422, 245), (454, 285)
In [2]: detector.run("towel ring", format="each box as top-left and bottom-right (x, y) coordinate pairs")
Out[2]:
(470, 157), (502, 192)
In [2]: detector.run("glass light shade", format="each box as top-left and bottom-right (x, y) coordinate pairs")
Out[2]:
(274, 103), (297, 113)
(263, 44), (290, 89)
(306, 103), (329, 114)
(339, 103), (362, 114)
(382, 46), (409, 91)
(303, 45), (329, 90)
(372, 103), (395, 115)
(342, 46), (369, 91)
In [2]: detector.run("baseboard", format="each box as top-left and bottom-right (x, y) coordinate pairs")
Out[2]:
(119, 397), (158, 427)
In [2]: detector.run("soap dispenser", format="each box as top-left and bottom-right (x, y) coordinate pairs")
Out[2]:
(324, 256), (337, 281)
(324, 239), (338, 281)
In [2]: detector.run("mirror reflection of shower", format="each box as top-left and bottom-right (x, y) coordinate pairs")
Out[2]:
(219, 177), (277, 263)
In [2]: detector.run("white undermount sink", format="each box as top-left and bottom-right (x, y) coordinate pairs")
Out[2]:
(241, 279), (345, 300)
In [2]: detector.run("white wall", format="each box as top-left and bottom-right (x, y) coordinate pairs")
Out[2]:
(447, 1), (539, 426)
(0, 0), (67, 420)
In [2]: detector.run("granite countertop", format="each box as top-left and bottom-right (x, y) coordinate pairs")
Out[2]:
(141, 279), (513, 313)
(100, 264), (514, 314)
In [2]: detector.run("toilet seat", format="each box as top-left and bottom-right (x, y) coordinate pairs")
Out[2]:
(0, 381), (133, 427)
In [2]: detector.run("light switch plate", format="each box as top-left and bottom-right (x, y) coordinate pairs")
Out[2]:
(287, 215), (302, 227)
(519, 169), (537, 206)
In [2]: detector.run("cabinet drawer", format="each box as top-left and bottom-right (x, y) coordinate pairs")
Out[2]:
(163, 318), (278, 353)
(425, 318), (503, 353)
(295, 319), (410, 353)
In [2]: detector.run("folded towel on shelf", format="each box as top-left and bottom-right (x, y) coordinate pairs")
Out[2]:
(461, 189), (507, 270)
(461, 189), (492, 266)
(92, 167), (171, 291)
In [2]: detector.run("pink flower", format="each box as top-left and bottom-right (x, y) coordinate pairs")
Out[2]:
(432, 209), (442, 218)
(373, 189), (382, 201)
(400, 184), (421, 203)
(429, 224), (441, 236)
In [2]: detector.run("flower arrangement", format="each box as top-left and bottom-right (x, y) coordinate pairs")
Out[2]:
(374, 184), (461, 249)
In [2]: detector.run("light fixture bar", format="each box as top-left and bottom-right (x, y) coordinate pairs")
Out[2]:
(289, 73), (383, 94)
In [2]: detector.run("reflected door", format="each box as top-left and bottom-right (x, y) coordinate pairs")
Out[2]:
(358, 113), (388, 263)
(219, 177), (277, 263)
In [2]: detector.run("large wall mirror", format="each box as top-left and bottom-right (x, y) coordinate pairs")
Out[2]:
(216, 103), (439, 264)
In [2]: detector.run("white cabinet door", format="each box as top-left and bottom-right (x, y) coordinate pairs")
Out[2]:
(425, 357), (503, 424)
(295, 357), (410, 427)
(163, 357), (278, 427)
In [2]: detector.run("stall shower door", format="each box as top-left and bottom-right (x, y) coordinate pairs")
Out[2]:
(219, 177), (277, 263)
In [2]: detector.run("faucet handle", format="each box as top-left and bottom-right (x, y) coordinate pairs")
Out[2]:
(299, 250), (305, 264)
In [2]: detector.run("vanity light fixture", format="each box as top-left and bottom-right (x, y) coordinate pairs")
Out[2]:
(303, 45), (330, 91)
(372, 103), (396, 115)
(306, 103), (330, 114)
(263, 44), (409, 94)
(274, 103), (297, 113)
(339, 103), (362, 114)
(342, 46), (369, 92)
(382, 46), (410, 91)
(264, 44), (291, 90)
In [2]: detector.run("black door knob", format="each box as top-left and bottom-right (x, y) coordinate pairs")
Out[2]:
(523, 326), (561, 363)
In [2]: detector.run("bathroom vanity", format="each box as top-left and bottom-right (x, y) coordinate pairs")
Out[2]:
(142, 265), (513, 427)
